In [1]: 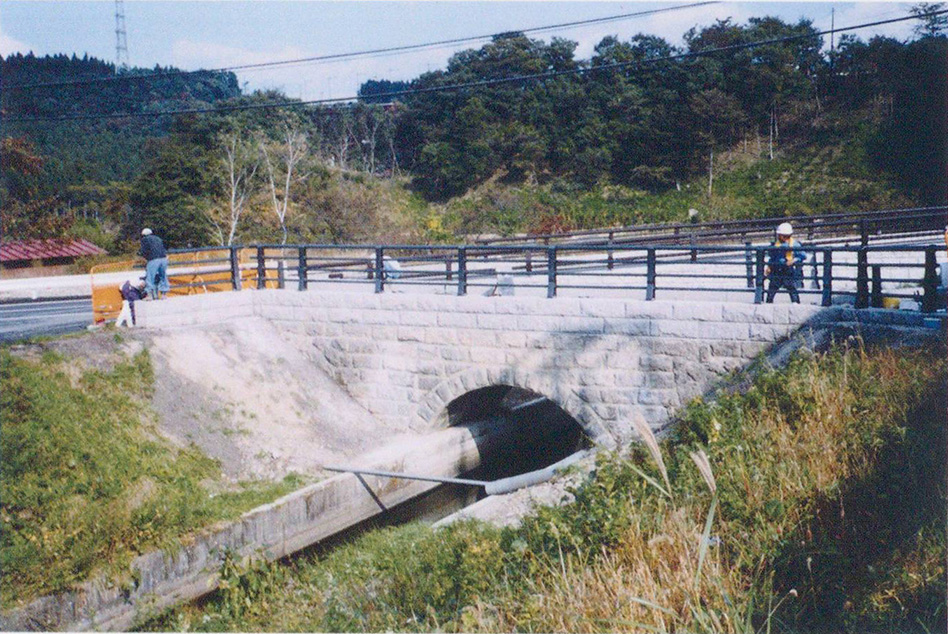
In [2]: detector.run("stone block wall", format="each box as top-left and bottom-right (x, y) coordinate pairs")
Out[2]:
(138, 289), (940, 445)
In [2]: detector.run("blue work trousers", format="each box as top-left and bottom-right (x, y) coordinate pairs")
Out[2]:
(145, 257), (170, 298)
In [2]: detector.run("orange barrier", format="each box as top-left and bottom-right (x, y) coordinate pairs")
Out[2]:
(90, 249), (267, 324)
(91, 260), (141, 324)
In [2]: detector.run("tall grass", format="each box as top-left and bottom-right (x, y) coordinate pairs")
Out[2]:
(0, 349), (305, 608)
(151, 341), (946, 633)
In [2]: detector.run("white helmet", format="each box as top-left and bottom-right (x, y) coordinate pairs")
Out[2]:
(776, 222), (793, 236)
(141, 228), (153, 236)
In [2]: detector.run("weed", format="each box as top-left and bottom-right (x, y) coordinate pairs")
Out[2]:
(0, 350), (306, 608)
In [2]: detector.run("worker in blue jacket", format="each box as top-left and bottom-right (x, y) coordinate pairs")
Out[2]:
(765, 222), (806, 304)
(139, 228), (170, 299)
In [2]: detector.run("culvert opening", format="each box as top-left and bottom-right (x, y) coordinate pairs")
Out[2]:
(307, 385), (590, 552)
(447, 385), (591, 485)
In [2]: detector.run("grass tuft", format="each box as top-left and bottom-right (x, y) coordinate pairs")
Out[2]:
(0, 348), (306, 608)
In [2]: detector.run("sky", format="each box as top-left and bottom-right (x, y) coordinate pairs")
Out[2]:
(1, 1), (921, 101)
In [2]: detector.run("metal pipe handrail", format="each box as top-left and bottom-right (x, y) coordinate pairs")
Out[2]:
(472, 205), (947, 245)
(162, 242), (947, 313)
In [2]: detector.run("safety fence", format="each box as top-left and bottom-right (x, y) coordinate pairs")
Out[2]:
(90, 249), (270, 323)
(123, 242), (948, 315)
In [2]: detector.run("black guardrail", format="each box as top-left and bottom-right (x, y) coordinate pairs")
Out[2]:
(470, 205), (947, 248)
(167, 242), (948, 313)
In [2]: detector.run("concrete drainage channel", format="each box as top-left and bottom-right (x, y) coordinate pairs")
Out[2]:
(0, 388), (591, 632)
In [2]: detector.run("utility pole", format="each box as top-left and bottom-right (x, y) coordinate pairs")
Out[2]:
(115, 0), (129, 72)
(830, 8), (835, 65)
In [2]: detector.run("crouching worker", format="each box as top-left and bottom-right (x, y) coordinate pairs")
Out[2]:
(116, 279), (147, 327)
(765, 222), (805, 304)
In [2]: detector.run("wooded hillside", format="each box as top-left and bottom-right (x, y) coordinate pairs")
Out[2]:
(2, 9), (945, 250)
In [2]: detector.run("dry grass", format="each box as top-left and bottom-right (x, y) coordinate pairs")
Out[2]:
(148, 342), (946, 633)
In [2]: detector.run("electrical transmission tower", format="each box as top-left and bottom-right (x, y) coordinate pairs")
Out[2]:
(115, 0), (129, 72)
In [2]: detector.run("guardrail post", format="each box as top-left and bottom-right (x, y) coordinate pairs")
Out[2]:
(922, 247), (939, 313)
(870, 265), (883, 308)
(754, 249), (765, 304)
(855, 247), (869, 309)
(256, 246), (266, 289)
(445, 257), (453, 281)
(457, 247), (467, 296)
(374, 247), (384, 293)
(860, 220), (869, 247)
(607, 231), (614, 270)
(547, 247), (557, 298)
(745, 242), (754, 288)
(525, 250), (533, 273)
(690, 233), (697, 262)
(297, 247), (308, 291)
(821, 250), (833, 307)
(646, 248), (656, 300)
(229, 246), (241, 291)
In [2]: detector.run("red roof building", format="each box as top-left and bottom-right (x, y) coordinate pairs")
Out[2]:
(1, 239), (106, 278)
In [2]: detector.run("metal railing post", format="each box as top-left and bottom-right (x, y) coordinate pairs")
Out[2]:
(860, 220), (869, 247)
(445, 257), (453, 281)
(690, 233), (697, 262)
(821, 250), (833, 307)
(229, 246), (241, 291)
(547, 247), (557, 298)
(256, 246), (266, 289)
(870, 265), (882, 308)
(646, 248), (656, 300)
(922, 247), (939, 313)
(745, 242), (754, 288)
(457, 247), (467, 296)
(297, 247), (308, 291)
(855, 247), (869, 309)
(374, 247), (384, 293)
(525, 250), (533, 273)
(607, 231), (614, 270)
(754, 249), (765, 304)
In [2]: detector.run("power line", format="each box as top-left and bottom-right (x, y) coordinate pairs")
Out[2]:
(6, 2), (718, 90)
(8, 9), (947, 124)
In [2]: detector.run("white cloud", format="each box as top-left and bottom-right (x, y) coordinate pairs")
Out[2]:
(168, 3), (923, 103)
(0, 20), (34, 56)
(172, 37), (478, 102)
(828, 2), (916, 44)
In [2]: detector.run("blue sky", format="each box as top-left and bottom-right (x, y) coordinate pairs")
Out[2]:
(2, 2), (918, 100)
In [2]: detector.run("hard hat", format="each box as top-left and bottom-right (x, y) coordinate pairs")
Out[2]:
(776, 222), (793, 236)
(141, 228), (153, 236)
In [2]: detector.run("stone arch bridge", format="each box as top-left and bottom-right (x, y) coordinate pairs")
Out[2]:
(137, 289), (933, 444)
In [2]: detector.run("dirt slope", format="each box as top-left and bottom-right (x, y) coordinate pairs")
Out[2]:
(138, 318), (402, 481)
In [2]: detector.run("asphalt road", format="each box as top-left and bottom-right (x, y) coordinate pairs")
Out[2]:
(0, 298), (93, 343)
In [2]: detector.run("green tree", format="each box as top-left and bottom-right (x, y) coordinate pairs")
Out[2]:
(910, 3), (948, 38)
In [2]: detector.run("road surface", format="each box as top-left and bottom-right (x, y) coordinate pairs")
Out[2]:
(0, 298), (93, 343)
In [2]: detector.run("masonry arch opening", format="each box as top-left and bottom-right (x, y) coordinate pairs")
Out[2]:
(446, 385), (591, 484)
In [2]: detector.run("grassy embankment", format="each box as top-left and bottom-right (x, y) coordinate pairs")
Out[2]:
(430, 120), (914, 239)
(150, 341), (945, 633)
(0, 344), (304, 609)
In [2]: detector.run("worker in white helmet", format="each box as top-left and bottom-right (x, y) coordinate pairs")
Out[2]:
(764, 222), (806, 303)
